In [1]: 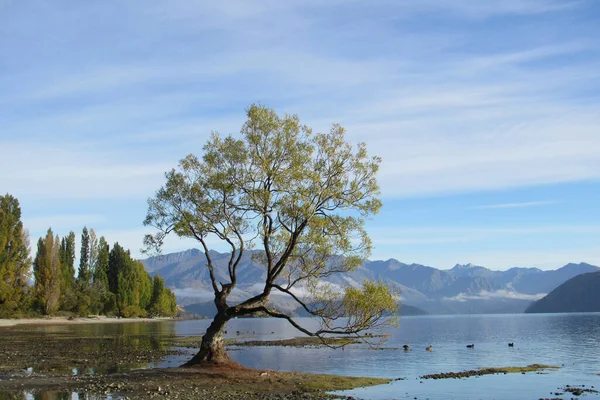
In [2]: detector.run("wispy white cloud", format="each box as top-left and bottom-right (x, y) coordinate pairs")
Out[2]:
(171, 288), (214, 301)
(471, 201), (557, 210)
(443, 289), (546, 302)
(391, 0), (580, 18)
(370, 225), (600, 242)
(22, 214), (106, 233)
(468, 42), (593, 70)
(0, 142), (171, 200)
(373, 236), (478, 245)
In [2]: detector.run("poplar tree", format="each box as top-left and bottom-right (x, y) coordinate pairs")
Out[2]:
(78, 226), (91, 284)
(88, 229), (98, 278)
(93, 236), (110, 290)
(149, 275), (177, 316)
(59, 231), (76, 310)
(107, 242), (127, 295)
(33, 229), (62, 315)
(0, 194), (30, 316)
(59, 232), (76, 286)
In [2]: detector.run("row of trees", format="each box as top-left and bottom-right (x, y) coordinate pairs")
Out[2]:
(0, 193), (176, 318)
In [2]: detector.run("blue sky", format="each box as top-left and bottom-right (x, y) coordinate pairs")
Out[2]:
(1, 0), (599, 270)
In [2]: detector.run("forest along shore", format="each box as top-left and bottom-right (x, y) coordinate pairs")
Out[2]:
(0, 320), (390, 400)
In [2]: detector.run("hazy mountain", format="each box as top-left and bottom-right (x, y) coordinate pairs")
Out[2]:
(183, 298), (428, 318)
(141, 250), (599, 315)
(509, 263), (599, 294)
(525, 271), (600, 313)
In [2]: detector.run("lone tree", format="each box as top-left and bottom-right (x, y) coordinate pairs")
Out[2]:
(144, 105), (397, 366)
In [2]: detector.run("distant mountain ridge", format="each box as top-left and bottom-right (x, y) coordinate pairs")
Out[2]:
(140, 249), (599, 315)
(182, 299), (429, 319)
(525, 271), (600, 313)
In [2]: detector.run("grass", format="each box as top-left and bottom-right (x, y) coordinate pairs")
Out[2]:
(288, 373), (391, 392)
(489, 364), (560, 373)
(421, 364), (560, 379)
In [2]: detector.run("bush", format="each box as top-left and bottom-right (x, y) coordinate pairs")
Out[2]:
(121, 305), (147, 318)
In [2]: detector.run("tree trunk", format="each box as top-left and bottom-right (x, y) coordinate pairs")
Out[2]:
(182, 312), (232, 367)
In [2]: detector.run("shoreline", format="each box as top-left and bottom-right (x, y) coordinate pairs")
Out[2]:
(0, 315), (177, 328)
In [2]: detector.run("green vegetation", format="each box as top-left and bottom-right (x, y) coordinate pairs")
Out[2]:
(289, 374), (390, 393)
(145, 104), (397, 366)
(0, 193), (177, 319)
(421, 364), (560, 379)
(487, 364), (560, 373)
(33, 229), (62, 315)
(0, 194), (31, 317)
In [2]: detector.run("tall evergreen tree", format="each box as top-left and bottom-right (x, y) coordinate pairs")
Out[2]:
(0, 194), (30, 316)
(88, 229), (98, 279)
(33, 229), (62, 315)
(59, 231), (76, 302)
(106, 242), (154, 317)
(92, 236), (109, 290)
(107, 242), (128, 295)
(78, 226), (91, 284)
(149, 275), (165, 312)
(137, 261), (153, 310)
(148, 275), (177, 316)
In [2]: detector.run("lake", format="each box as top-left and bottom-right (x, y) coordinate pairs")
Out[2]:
(6, 313), (600, 399)
(165, 313), (600, 399)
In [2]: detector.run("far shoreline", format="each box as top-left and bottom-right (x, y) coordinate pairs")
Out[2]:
(0, 315), (178, 328)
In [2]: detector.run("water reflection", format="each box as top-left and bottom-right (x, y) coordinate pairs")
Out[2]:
(2, 320), (178, 377)
(22, 319), (177, 338)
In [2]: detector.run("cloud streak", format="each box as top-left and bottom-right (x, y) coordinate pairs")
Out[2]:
(443, 289), (547, 302)
(471, 201), (558, 210)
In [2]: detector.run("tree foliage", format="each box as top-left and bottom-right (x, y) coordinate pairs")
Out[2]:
(93, 236), (110, 291)
(78, 226), (91, 284)
(0, 192), (178, 319)
(0, 194), (30, 316)
(58, 231), (76, 310)
(88, 229), (98, 280)
(149, 275), (177, 316)
(33, 229), (62, 315)
(105, 243), (175, 318)
(144, 104), (397, 365)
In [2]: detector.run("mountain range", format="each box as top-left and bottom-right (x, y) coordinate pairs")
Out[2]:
(525, 271), (600, 313)
(141, 249), (599, 316)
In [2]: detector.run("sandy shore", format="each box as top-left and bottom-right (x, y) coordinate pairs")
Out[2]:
(0, 315), (176, 328)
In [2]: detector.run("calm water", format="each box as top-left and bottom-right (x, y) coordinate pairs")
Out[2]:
(166, 313), (600, 399)
(4, 313), (600, 399)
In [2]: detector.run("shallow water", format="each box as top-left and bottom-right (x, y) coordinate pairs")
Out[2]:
(167, 313), (600, 399)
(5, 313), (600, 399)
